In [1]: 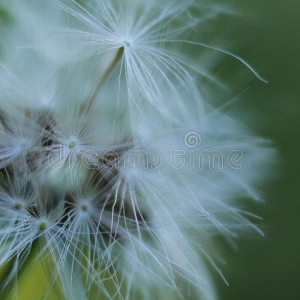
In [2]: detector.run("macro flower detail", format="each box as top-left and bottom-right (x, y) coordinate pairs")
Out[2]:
(0, 1), (275, 300)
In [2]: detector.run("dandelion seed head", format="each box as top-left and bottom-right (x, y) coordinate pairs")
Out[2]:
(14, 203), (22, 210)
(116, 37), (134, 49)
(38, 222), (47, 231)
(10, 198), (28, 213)
(68, 139), (77, 150)
(122, 40), (131, 47)
(80, 203), (88, 212)
(75, 197), (94, 215)
(0, 1), (277, 299)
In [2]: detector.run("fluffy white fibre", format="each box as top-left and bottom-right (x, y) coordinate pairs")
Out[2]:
(0, 1), (276, 300)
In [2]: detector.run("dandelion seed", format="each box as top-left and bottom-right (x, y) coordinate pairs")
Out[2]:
(50, 0), (266, 127)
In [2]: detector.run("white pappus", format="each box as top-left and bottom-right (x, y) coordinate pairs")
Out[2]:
(0, 1), (276, 300)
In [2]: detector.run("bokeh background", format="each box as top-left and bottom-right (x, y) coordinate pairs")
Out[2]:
(210, 1), (300, 300)
(0, 1), (299, 299)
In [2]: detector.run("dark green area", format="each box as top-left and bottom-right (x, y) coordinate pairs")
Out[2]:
(209, 1), (300, 300)
(0, 5), (11, 25)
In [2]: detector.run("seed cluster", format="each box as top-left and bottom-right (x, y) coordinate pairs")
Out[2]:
(0, 1), (274, 299)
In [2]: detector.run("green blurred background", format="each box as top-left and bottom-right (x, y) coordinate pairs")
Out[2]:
(0, 1), (299, 299)
(211, 1), (300, 300)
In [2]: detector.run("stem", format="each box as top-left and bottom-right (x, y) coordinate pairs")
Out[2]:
(85, 47), (124, 111)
